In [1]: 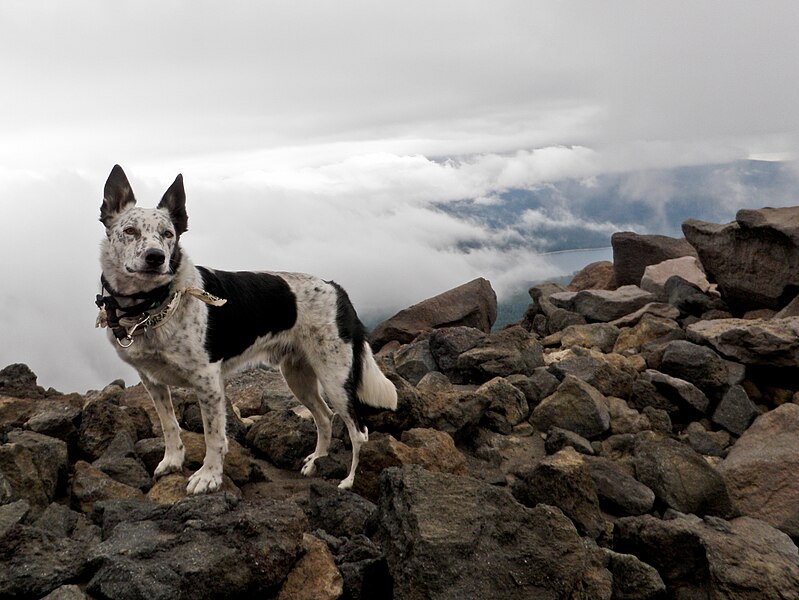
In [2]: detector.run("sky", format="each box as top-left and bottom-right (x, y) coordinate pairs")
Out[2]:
(1, 1), (798, 393)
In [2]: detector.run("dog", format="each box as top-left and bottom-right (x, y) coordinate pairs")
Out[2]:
(96, 165), (397, 494)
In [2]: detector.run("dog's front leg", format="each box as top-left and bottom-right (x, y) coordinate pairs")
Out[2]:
(186, 371), (228, 494)
(140, 375), (186, 478)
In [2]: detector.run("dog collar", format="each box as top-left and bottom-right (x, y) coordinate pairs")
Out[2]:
(95, 277), (226, 348)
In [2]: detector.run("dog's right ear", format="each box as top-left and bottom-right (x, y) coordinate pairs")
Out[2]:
(100, 165), (136, 227)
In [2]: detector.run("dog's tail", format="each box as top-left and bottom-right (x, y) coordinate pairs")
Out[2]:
(357, 342), (398, 410)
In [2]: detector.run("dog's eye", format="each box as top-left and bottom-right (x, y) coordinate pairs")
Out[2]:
(163, 230), (174, 239)
(123, 227), (138, 236)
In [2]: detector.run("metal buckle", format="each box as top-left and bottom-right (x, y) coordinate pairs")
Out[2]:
(115, 314), (150, 348)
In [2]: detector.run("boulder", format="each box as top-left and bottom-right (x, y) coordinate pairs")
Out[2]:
(712, 385), (758, 436)
(605, 396), (651, 435)
(631, 369), (710, 416)
(531, 375), (610, 439)
(615, 513), (799, 599)
(353, 429), (467, 501)
(632, 432), (733, 517)
(393, 338), (437, 386)
(659, 340), (744, 395)
(92, 431), (152, 491)
(375, 465), (603, 600)
(557, 322), (620, 353)
(24, 401), (82, 447)
(612, 232), (698, 286)
(544, 426), (595, 456)
(369, 278), (497, 349)
(245, 409), (317, 470)
(511, 447), (604, 538)
(567, 260), (616, 291)
(455, 326), (544, 384)
(640, 256), (710, 300)
(688, 316), (799, 367)
(684, 422), (730, 458)
(277, 533), (343, 600)
(70, 461), (146, 514)
(87, 494), (307, 600)
(476, 377), (529, 428)
(78, 398), (140, 460)
(718, 403), (799, 537)
(307, 482), (377, 538)
(428, 326), (487, 383)
(548, 346), (638, 399)
(0, 524), (89, 599)
(613, 313), (684, 355)
(683, 207), (799, 311)
(610, 302), (680, 328)
(550, 285), (656, 323)
(0, 363), (49, 399)
(585, 457), (655, 516)
(0, 430), (68, 515)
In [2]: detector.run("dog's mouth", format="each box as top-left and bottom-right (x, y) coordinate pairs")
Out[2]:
(126, 266), (168, 276)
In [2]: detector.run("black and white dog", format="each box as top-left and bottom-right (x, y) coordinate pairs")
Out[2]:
(96, 165), (397, 494)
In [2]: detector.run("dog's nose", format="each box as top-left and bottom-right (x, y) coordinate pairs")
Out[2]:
(145, 249), (166, 267)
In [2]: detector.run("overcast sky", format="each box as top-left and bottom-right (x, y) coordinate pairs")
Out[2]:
(1, 1), (798, 393)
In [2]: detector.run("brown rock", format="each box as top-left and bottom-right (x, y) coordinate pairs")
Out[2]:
(688, 317), (799, 367)
(568, 261), (616, 291)
(277, 533), (344, 600)
(683, 207), (799, 311)
(70, 461), (145, 514)
(719, 403), (799, 537)
(146, 472), (241, 504)
(369, 278), (497, 349)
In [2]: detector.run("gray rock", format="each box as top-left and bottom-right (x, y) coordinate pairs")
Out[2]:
(24, 401), (82, 445)
(550, 285), (656, 323)
(683, 207), (799, 311)
(476, 377), (529, 427)
(78, 398), (139, 460)
(611, 231), (698, 287)
(509, 368), (560, 409)
(511, 447), (605, 538)
(0, 363), (49, 399)
(688, 316), (799, 367)
(603, 549), (666, 600)
(0, 430), (68, 515)
(719, 403), (799, 537)
(369, 278), (497, 350)
(92, 431), (153, 491)
(375, 465), (603, 599)
(585, 457), (655, 516)
(660, 340), (744, 395)
(428, 326), (487, 382)
(633, 432), (734, 517)
(632, 369), (710, 415)
(531, 375), (610, 439)
(393, 338), (437, 385)
(0, 525), (89, 599)
(664, 276), (718, 316)
(712, 385), (758, 436)
(33, 502), (101, 545)
(0, 499), (30, 537)
(615, 512), (799, 598)
(87, 494), (306, 600)
(545, 426), (595, 456)
(684, 422), (730, 457)
(307, 481), (376, 539)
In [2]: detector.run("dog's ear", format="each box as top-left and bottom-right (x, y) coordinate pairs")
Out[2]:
(101, 165), (136, 227)
(158, 174), (188, 236)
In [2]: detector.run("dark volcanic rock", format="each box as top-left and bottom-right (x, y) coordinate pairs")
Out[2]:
(550, 285), (656, 323)
(611, 231), (698, 287)
(87, 494), (306, 600)
(78, 399), (140, 460)
(711, 385), (758, 436)
(615, 512), (799, 599)
(585, 456), (655, 516)
(531, 375), (610, 439)
(683, 207), (799, 311)
(0, 363), (48, 399)
(307, 481), (376, 538)
(245, 409), (316, 470)
(375, 465), (602, 600)
(428, 326), (487, 382)
(92, 431), (152, 491)
(659, 340), (744, 395)
(511, 447), (604, 538)
(0, 430), (68, 515)
(393, 337), (437, 386)
(630, 369), (710, 416)
(24, 402), (82, 447)
(633, 432), (734, 517)
(370, 277), (497, 350)
(0, 524), (89, 599)
(455, 325), (544, 384)
(549, 347), (638, 399)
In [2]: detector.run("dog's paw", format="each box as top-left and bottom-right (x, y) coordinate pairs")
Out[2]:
(154, 454), (184, 479)
(300, 452), (326, 477)
(186, 465), (223, 495)
(338, 475), (355, 490)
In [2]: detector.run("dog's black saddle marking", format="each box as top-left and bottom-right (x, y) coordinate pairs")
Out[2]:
(197, 267), (298, 363)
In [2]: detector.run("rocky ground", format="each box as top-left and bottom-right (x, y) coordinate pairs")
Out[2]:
(3, 206), (799, 599)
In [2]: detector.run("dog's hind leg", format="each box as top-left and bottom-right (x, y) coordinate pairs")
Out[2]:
(187, 368), (228, 495)
(280, 356), (334, 477)
(140, 375), (185, 478)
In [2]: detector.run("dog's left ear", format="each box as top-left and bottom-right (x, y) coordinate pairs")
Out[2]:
(158, 174), (188, 236)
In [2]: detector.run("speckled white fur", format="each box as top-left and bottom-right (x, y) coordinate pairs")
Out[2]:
(99, 167), (397, 494)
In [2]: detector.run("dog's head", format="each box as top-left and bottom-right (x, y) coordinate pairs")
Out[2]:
(100, 165), (188, 292)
